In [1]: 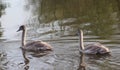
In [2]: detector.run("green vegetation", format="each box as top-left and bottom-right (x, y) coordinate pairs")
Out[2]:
(0, 0), (6, 37)
(0, 0), (6, 17)
(27, 0), (120, 38)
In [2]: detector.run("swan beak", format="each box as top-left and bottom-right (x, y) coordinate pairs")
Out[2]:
(17, 29), (21, 32)
(17, 25), (25, 32)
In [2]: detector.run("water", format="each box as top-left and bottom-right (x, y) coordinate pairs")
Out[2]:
(0, 0), (120, 70)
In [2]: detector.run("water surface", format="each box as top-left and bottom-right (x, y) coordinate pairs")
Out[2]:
(0, 0), (120, 70)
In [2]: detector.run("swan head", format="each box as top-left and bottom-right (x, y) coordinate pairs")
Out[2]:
(17, 25), (25, 32)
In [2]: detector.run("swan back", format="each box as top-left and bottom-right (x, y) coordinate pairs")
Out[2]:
(23, 41), (53, 52)
(84, 43), (110, 54)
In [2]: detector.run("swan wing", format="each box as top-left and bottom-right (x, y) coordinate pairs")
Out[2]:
(84, 43), (110, 54)
(24, 41), (52, 51)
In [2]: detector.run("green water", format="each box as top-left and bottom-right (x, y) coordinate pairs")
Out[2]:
(0, 0), (120, 70)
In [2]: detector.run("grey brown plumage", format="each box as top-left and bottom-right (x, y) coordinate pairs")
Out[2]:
(23, 41), (52, 51)
(77, 29), (110, 54)
(84, 43), (110, 54)
(17, 25), (53, 52)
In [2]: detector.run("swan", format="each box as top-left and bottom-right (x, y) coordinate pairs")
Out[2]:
(77, 29), (110, 54)
(17, 25), (53, 52)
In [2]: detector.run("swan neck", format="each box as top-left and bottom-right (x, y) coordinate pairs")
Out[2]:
(79, 30), (84, 50)
(22, 29), (26, 46)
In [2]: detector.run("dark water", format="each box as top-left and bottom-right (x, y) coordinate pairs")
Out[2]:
(0, 0), (120, 70)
